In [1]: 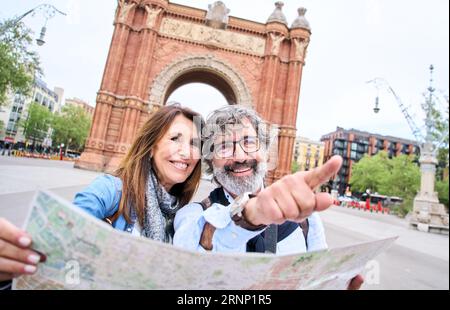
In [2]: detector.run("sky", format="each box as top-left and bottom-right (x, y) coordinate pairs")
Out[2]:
(2, 0), (449, 141)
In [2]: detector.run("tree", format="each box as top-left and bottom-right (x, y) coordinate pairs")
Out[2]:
(436, 178), (449, 209)
(0, 18), (41, 107)
(291, 161), (300, 173)
(350, 151), (420, 217)
(19, 103), (53, 145)
(432, 100), (449, 180)
(379, 155), (421, 199)
(52, 105), (92, 152)
(349, 152), (392, 194)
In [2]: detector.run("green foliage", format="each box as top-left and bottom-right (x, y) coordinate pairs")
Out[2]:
(436, 178), (449, 208)
(19, 103), (53, 144)
(380, 155), (421, 199)
(349, 152), (392, 194)
(424, 92), (449, 178)
(391, 197), (414, 218)
(0, 19), (41, 106)
(52, 105), (92, 152)
(435, 103), (449, 179)
(291, 161), (300, 173)
(350, 151), (420, 216)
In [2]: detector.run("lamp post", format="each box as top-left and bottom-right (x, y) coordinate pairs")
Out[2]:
(2, 3), (67, 46)
(367, 66), (449, 234)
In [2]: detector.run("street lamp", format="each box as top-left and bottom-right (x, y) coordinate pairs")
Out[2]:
(367, 66), (449, 234)
(373, 96), (380, 114)
(36, 26), (47, 46)
(5, 3), (67, 47)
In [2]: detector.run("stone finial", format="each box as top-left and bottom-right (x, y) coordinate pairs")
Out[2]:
(206, 1), (230, 29)
(291, 7), (311, 31)
(267, 1), (288, 26)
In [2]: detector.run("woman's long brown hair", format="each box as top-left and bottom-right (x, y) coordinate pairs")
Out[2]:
(114, 105), (204, 225)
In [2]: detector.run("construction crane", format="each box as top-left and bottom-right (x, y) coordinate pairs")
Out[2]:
(366, 77), (424, 143)
(367, 65), (448, 155)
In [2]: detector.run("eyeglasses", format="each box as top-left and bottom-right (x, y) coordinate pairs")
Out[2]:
(214, 136), (260, 158)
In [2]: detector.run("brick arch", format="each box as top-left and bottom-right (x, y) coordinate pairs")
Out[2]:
(76, 0), (312, 183)
(149, 55), (253, 108)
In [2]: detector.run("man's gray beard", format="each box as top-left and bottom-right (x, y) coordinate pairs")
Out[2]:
(213, 162), (268, 196)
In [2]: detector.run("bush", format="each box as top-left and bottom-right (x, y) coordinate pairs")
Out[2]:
(391, 197), (413, 218)
(436, 179), (449, 208)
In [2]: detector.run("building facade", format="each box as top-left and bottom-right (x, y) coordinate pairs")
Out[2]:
(293, 136), (324, 171)
(0, 77), (64, 146)
(75, 0), (313, 183)
(321, 127), (420, 194)
(65, 98), (95, 116)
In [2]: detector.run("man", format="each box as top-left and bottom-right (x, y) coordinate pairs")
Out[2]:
(173, 105), (363, 289)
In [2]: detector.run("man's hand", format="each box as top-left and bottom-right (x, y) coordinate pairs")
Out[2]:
(0, 218), (45, 281)
(244, 155), (343, 226)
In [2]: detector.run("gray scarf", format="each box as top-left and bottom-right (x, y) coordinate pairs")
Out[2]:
(142, 169), (179, 243)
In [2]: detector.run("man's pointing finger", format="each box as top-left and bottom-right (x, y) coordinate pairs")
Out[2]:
(303, 155), (343, 190)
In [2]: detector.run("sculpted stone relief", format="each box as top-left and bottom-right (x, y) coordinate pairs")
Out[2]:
(269, 33), (285, 55)
(206, 1), (230, 28)
(159, 18), (266, 56)
(145, 5), (163, 29)
(293, 38), (310, 61)
(153, 38), (184, 66)
(117, 0), (136, 23)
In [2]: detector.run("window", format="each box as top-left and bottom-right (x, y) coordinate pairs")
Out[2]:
(34, 93), (42, 104)
(6, 122), (17, 133)
(334, 140), (345, 149)
(306, 148), (312, 158)
(402, 144), (410, 154)
(334, 149), (343, 156)
(377, 140), (384, 149)
(315, 150), (320, 159)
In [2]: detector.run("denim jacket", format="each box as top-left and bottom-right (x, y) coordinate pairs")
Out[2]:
(73, 175), (135, 233)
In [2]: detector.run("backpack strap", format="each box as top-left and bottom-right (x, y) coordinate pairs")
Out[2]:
(248, 219), (310, 253)
(264, 224), (278, 254)
(198, 197), (216, 251)
(299, 219), (310, 249)
(104, 212), (119, 225)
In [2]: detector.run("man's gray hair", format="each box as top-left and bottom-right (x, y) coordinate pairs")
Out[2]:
(202, 105), (278, 174)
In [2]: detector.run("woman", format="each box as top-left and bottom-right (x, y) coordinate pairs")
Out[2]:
(0, 104), (204, 286)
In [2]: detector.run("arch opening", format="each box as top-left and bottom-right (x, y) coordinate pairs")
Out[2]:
(164, 70), (237, 105)
(167, 82), (229, 119)
(149, 55), (254, 109)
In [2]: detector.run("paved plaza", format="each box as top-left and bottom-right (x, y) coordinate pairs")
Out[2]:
(0, 156), (448, 290)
